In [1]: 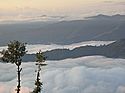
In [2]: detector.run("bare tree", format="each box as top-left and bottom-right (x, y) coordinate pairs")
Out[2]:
(0, 40), (27, 93)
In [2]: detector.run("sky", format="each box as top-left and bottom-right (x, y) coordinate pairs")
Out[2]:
(0, 0), (125, 21)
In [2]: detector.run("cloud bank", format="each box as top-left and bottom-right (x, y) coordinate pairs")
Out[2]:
(0, 41), (114, 54)
(0, 56), (125, 93)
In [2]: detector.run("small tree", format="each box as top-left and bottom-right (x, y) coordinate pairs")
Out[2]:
(32, 50), (46, 93)
(0, 40), (27, 93)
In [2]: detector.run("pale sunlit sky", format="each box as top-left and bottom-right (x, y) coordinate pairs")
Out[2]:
(0, 0), (125, 21)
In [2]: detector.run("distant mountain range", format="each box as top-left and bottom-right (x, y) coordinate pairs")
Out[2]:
(20, 39), (125, 61)
(0, 14), (125, 45)
(86, 14), (125, 19)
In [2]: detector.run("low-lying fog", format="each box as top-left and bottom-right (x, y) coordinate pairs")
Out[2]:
(0, 41), (125, 93)
(0, 56), (125, 93)
(0, 41), (114, 54)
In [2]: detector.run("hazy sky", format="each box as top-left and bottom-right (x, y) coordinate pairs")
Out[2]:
(0, 0), (125, 21)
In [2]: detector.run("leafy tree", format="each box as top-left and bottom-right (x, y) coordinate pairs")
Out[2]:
(0, 40), (27, 93)
(32, 50), (47, 93)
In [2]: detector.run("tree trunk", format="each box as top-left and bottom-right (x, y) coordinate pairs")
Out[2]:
(36, 71), (40, 91)
(17, 65), (21, 93)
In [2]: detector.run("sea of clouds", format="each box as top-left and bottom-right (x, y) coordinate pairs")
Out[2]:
(0, 56), (125, 93)
(1, 41), (125, 93)
(0, 41), (114, 54)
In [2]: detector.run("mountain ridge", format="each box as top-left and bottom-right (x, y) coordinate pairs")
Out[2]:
(0, 14), (125, 45)
(16, 39), (125, 62)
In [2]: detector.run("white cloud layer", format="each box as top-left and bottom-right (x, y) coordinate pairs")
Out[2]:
(0, 56), (125, 93)
(0, 41), (114, 54)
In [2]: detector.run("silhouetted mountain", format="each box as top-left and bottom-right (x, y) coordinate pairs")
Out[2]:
(0, 14), (125, 46)
(20, 39), (125, 62)
(86, 14), (125, 19)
